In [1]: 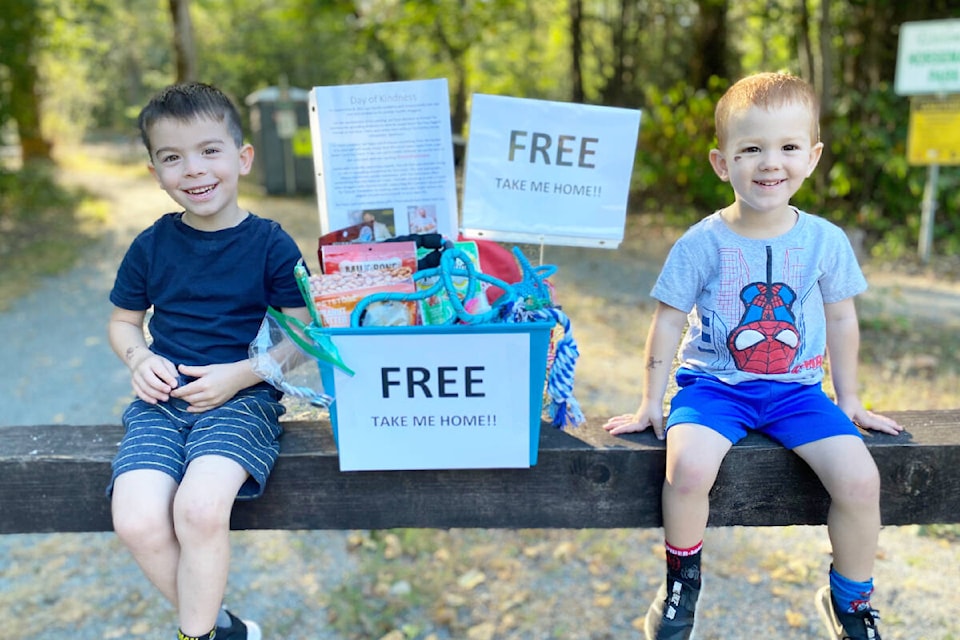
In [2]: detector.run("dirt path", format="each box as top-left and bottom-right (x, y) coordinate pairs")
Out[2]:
(1, 150), (958, 639)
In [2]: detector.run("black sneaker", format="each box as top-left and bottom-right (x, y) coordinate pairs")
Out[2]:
(644, 578), (700, 640)
(815, 585), (882, 640)
(215, 609), (262, 640)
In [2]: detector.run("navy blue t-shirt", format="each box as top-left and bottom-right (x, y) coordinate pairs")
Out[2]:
(110, 212), (305, 368)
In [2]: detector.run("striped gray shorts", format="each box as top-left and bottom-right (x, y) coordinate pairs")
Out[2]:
(107, 386), (286, 500)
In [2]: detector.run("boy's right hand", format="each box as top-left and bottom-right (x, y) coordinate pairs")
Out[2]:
(603, 401), (666, 440)
(129, 352), (179, 404)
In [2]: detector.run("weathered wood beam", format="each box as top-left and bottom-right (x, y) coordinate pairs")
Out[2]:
(1, 411), (957, 535)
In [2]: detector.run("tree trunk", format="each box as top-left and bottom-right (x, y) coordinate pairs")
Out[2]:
(796, 0), (815, 88)
(10, 57), (51, 163)
(569, 0), (585, 103)
(690, 0), (729, 89)
(2, 0), (52, 162)
(817, 0), (833, 191)
(169, 0), (197, 83)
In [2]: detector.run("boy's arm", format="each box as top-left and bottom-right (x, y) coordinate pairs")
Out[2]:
(825, 297), (902, 434)
(108, 306), (180, 404)
(173, 305), (314, 413)
(604, 301), (687, 439)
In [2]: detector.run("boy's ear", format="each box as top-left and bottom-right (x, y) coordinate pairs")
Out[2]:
(238, 143), (255, 175)
(806, 141), (824, 177)
(708, 148), (729, 182)
(146, 162), (160, 184)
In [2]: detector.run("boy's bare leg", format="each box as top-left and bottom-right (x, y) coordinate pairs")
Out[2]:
(111, 469), (181, 605)
(173, 455), (249, 637)
(661, 424), (732, 547)
(794, 435), (881, 581)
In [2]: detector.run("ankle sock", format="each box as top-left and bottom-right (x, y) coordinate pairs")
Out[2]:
(829, 565), (874, 613)
(665, 539), (703, 588)
(177, 629), (215, 640)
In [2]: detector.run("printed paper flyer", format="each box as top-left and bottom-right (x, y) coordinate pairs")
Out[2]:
(309, 78), (459, 239)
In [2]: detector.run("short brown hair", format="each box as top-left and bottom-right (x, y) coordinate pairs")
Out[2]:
(714, 72), (820, 148)
(138, 82), (244, 155)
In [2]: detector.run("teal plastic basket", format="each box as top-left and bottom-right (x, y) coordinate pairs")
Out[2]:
(311, 321), (553, 470)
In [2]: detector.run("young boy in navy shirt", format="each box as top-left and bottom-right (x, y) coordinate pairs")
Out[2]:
(108, 82), (311, 640)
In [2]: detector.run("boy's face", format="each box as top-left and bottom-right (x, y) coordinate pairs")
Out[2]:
(708, 101), (822, 218)
(146, 115), (253, 230)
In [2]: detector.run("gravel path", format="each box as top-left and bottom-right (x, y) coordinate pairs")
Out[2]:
(1, 148), (957, 639)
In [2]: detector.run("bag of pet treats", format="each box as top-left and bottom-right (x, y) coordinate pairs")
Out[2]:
(310, 241), (420, 327)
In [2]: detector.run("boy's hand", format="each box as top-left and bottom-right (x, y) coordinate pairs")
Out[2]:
(849, 406), (904, 436)
(603, 401), (666, 440)
(130, 352), (179, 404)
(837, 396), (903, 435)
(171, 362), (256, 413)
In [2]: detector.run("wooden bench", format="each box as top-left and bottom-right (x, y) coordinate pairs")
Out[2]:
(2, 410), (958, 535)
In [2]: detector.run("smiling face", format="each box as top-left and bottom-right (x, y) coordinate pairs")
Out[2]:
(146, 115), (253, 231)
(709, 100), (823, 221)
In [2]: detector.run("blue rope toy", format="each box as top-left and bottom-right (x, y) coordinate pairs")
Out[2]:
(349, 245), (584, 429)
(500, 249), (585, 429)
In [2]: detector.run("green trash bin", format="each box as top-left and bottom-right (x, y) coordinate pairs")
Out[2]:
(245, 86), (315, 195)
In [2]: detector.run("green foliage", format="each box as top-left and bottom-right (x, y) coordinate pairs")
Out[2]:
(808, 88), (960, 255)
(6, 0), (960, 257)
(633, 78), (730, 221)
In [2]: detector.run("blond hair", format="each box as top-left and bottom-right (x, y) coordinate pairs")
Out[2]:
(714, 72), (820, 147)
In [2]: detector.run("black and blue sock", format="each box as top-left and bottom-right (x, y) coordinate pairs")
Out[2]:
(829, 565), (875, 613)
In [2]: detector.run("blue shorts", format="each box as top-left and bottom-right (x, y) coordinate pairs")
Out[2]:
(107, 385), (286, 500)
(666, 369), (861, 449)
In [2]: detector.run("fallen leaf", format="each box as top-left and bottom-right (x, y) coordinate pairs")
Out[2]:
(457, 568), (487, 590)
(785, 609), (806, 627)
(466, 621), (497, 640)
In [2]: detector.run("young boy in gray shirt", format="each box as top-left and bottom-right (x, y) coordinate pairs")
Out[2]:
(605, 72), (901, 640)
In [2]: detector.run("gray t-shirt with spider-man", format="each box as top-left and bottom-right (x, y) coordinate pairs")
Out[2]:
(651, 208), (867, 386)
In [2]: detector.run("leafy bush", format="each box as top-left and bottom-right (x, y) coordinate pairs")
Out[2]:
(633, 78), (729, 223)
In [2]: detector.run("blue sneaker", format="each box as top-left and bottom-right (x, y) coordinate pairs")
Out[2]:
(816, 585), (881, 640)
(644, 579), (699, 640)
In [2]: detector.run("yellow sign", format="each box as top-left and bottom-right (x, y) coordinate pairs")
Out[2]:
(292, 127), (312, 157)
(907, 95), (960, 165)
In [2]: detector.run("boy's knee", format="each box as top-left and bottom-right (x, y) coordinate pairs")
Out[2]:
(667, 452), (720, 495)
(173, 492), (233, 540)
(113, 507), (174, 549)
(832, 465), (881, 507)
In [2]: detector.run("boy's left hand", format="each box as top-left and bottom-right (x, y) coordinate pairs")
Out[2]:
(171, 363), (247, 413)
(844, 401), (904, 436)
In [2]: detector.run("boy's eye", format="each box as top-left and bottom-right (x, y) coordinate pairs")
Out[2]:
(202, 147), (221, 156)
(783, 144), (800, 151)
(159, 153), (180, 164)
(741, 146), (760, 154)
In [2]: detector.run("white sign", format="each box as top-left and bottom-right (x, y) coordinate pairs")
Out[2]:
(460, 94), (641, 249)
(896, 19), (960, 96)
(308, 79), (460, 239)
(324, 327), (545, 471)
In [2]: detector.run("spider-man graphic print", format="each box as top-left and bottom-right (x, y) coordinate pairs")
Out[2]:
(727, 245), (800, 374)
(651, 211), (868, 386)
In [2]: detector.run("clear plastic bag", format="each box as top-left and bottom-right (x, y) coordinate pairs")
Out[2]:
(248, 307), (353, 409)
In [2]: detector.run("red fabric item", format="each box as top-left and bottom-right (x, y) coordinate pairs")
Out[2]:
(458, 235), (522, 303)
